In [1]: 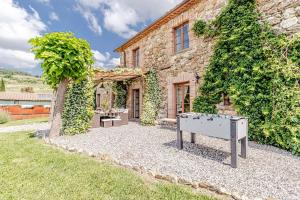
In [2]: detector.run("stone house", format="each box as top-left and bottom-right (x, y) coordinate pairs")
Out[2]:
(113, 0), (300, 120)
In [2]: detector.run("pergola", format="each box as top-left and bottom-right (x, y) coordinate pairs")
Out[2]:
(94, 68), (147, 84)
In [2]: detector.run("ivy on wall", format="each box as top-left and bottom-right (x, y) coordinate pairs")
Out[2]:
(62, 78), (94, 135)
(141, 69), (162, 126)
(192, 0), (300, 154)
(112, 81), (128, 108)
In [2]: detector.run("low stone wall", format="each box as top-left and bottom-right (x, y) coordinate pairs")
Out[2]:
(1, 105), (50, 120)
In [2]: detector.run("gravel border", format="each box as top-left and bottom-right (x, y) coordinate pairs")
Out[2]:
(0, 123), (50, 133)
(49, 122), (300, 200)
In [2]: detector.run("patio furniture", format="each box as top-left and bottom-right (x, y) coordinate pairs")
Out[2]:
(160, 118), (176, 128)
(176, 113), (248, 168)
(118, 109), (128, 125)
(101, 119), (113, 128)
(112, 118), (122, 127)
(90, 113), (101, 128)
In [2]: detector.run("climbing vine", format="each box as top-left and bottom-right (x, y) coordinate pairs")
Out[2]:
(141, 69), (162, 126)
(62, 78), (94, 135)
(192, 0), (300, 154)
(112, 81), (128, 108)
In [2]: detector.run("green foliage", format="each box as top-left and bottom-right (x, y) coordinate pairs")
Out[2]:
(0, 110), (10, 124)
(29, 32), (94, 88)
(288, 35), (300, 67)
(62, 79), (94, 135)
(192, 20), (207, 37)
(112, 81), (127, 108)
(192, 0), (300, 154)
(0, 78), (5, 91)
(141, 69), (162, 126)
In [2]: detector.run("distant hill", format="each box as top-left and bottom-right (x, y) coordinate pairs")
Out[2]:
(0, 68), (52, 93)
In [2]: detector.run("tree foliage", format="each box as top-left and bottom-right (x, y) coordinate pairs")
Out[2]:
(192, 0), (300, 154)
(29, 32), (94, 88)
(62, 79), (95, 135)
(0, 78), (5, 92)
(141, 69), (162, 126)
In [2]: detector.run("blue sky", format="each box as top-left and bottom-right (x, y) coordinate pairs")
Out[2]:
(0, 0), (181, 75)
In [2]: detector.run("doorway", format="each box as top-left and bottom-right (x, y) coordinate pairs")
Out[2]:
(132, 89), (140, 119)
(175, 82), (190, 114)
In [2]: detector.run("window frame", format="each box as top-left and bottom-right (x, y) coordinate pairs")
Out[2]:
(173, 21), (189, 53)
(132, 47), (140, 68)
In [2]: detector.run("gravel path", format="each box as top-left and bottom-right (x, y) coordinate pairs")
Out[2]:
(0, 123), (50, 133)
(50, 122), (300, 200)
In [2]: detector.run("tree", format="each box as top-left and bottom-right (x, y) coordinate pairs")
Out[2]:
(0, 78), (5, 92)
(29, 32), (94, 137)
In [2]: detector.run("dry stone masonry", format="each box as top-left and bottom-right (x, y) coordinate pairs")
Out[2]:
(120, 0), (300, 119)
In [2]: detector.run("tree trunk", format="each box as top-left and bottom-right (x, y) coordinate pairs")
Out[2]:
(49, 79), (68, 138)
(49, 90), (56, 123)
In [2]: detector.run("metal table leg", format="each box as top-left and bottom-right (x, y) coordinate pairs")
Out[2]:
(191, 132), (196, 144)
(230, 119), (238, 168)
(177, 116), (183, 149)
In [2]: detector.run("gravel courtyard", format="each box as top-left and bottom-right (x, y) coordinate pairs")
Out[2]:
(50, 122), (300, 200)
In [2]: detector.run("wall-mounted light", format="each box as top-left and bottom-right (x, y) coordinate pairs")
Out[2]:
(195, 72), (200, 83)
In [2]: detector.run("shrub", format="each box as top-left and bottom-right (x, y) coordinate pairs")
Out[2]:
(192, 0), (300, 154)
(0, 110), (11, 124)
(141, 69), (161, 126)
(0, 78), (5, 92)
(62, 79), (94, 135)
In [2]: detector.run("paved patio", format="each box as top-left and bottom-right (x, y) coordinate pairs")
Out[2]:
(50, 122), (300, 200)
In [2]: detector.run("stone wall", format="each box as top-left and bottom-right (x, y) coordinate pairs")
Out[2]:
(258, 0), (300, 37)
(120, 0), (300, 119)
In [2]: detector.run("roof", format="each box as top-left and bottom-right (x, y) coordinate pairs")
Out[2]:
(0, 92), (52, 101)
(115, 0), (199, 52)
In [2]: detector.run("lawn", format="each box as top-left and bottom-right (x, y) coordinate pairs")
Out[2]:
(0, 117), (49, 127)
(0, 132), (216, 200)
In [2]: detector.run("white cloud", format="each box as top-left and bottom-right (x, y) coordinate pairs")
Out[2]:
(76, 0), (181, 38)
(75, 5), (102, 35)
(49, 12), (59, 21)
(92, 50), (120, 69)
(0, 0), (46, 69)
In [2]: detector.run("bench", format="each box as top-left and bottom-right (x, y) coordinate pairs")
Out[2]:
(100, 119), (113, 128)
(112, 118), (122, 127)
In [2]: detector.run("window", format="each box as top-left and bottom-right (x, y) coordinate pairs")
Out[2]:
(133, 48), (140, 68)
(174, 22), (189, 53)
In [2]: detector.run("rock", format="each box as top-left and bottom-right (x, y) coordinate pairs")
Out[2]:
(283, 8), (296, 19)
(68, 147), (76, 152)
(267, 16), (281, 25)
(280, 17), (298, 29)
(88, 152), (96, 157)
(178, 178), (192, 186)
(78, 149), (84, 153)
(296, 7), (300, 16)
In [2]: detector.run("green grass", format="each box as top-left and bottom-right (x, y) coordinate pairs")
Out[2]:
(0, 132), (216, 200)
(0, 117), (49, 127)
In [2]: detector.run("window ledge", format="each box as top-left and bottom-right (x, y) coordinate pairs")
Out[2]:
(173, 48), (191, 56)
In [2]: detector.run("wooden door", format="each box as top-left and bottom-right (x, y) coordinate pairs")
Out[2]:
(175, 83), (190, 114)
(133, 89), (140, 119)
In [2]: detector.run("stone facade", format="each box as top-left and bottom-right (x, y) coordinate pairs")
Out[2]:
(118, 0), (300, 119)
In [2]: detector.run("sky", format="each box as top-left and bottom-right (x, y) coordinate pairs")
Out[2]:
(0, 0), (182, 75)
